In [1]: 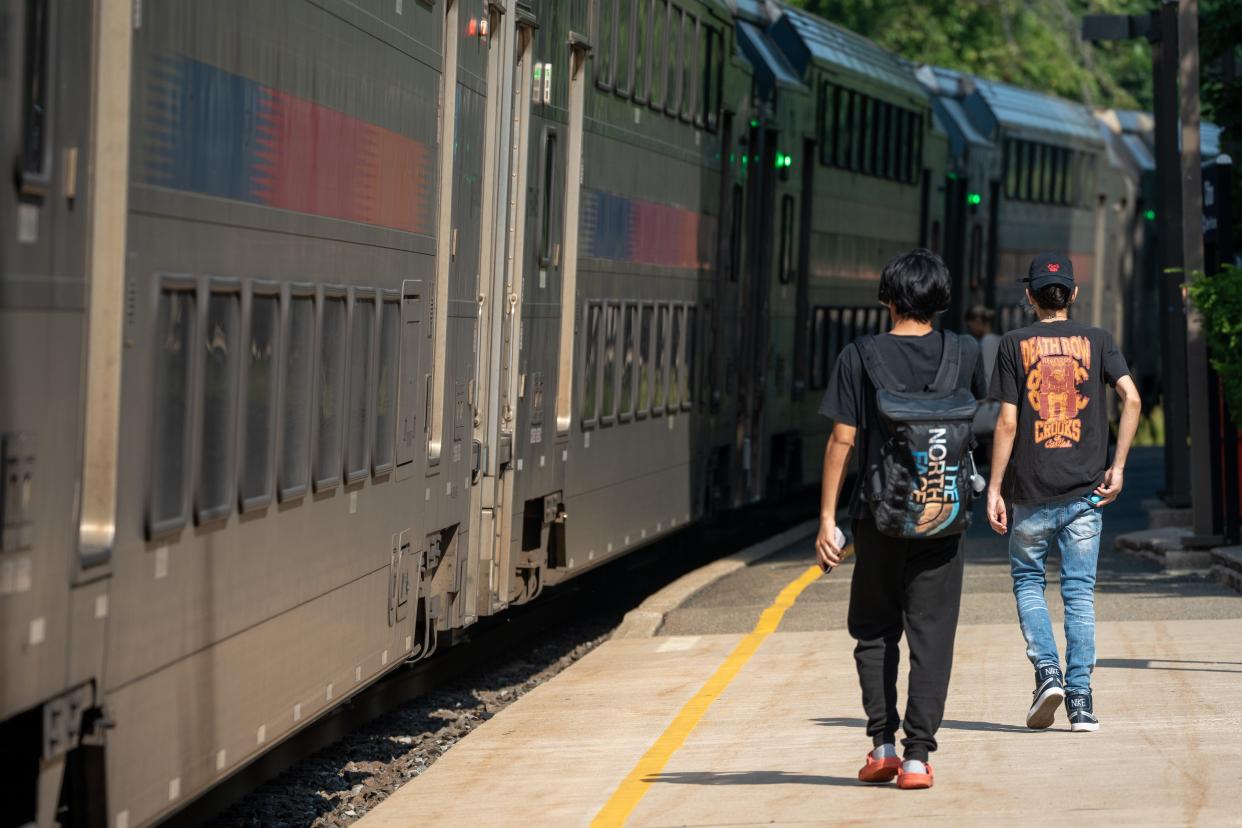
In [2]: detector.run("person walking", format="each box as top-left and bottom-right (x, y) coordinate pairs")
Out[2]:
(816, 249), (986, 790)
(986, 254), (1142, 732)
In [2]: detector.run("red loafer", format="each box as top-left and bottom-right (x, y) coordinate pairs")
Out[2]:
(857, 752), (901, 783)
(896, 762), (934, 790)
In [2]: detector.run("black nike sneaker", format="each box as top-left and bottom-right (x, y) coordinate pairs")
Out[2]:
(1066, 691), (1099, 732)
(1026, 664), (1065, 729)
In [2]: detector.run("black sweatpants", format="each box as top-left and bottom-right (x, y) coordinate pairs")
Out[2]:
(848, 518), (965, 762)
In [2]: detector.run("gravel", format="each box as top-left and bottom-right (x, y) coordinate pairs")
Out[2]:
(207, 614), (617, 827)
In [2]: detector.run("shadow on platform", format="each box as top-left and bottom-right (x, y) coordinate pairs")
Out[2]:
(643, 771), (864, 788)
(1097, 658), (1242, 674)
(811, 716), (1034, 734)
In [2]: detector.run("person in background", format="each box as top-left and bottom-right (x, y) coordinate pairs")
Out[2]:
(966, 305), (1002, 454)
(986, 254), (1142, 733)
(816, 249), (987, 790)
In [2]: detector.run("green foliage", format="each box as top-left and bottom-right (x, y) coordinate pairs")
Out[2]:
(789, 0), (1152, 109)
(1187, 265), (1242, 430)
(1133, 404), (1165, 447)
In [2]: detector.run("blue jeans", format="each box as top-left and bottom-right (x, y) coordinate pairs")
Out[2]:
(1009, 497), (1103, 692)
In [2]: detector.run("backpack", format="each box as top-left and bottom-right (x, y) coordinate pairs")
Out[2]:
(856, 332), (980, 539)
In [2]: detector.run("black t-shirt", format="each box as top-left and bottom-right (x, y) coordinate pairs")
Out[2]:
(989, 320), (1130, 505)
(819, 331), (987, 518)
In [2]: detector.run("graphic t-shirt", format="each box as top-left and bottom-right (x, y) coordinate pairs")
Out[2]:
(820, 331), (986, 519)
(989, 320), (1130, 505)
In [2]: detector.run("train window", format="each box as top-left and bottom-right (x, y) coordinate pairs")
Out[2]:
(695, 19), (709, 126)
(615, 0), (632, 95)
(669, 305), (683, 409)
(1058, 148), (1071, 204)
(581, 302), (602, 425)
(633, 0), (649, 102)
(1039, 144), (1051, 202)
(196, 285), (241, 523)
(279, 291), (315, 500)
(854, 96), (868, 173)
(683, 305), (695, 408)
(868, 99), (881, 177)
(653, 304), (668, 413)
(240, 286), (280, 512)
(879, 102), (892, 179)
(778, 194), (795, 284)
(1047, 147), (1060, 205)
(823, 84), (840, 166)
(705, 26), (722, 131)
(664, 5), (682, 117)
(345, 293), (375, 483)
(842, 91), (856, 170)
(539, 130), (558, 265)
(148, 280), (196, 537)
(314, 292), (347, 492)
(930, 220), (942, 255)
(728, 183), (743, 282)
(1003, 139), (1014, 198)
(637, 303), (653, 415)
(912, 113), (924, 183)
(601, 302), (619, 423)
(1028, 140), (1038, 202)
(373, 295), (400, 475)
(595, 0), (614, 90)
(892, 109), (906, 183)
(620, 304), (637, 418)
(810, 307), (827, 389)
(648, 0), (665, 109)
(681, 15), (697, 122)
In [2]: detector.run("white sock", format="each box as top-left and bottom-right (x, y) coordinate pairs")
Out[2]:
(871, 743), (897, 759)
(902, 759), (927, 774)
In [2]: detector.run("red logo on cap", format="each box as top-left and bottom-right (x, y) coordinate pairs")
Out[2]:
(1047, 263), (1061, 272)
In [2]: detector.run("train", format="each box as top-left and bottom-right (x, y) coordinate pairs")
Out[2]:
(0, 0), (1195, 825)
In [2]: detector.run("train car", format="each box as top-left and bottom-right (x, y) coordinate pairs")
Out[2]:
(748, 4), (950, 497)
(3, 0), (541, 824)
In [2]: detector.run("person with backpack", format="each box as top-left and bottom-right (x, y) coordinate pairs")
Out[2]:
(816, 249), (987, 790)
(986, 254), (1141, 732)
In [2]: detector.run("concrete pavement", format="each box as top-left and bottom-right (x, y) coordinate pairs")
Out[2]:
(357, 446), (1242, 826)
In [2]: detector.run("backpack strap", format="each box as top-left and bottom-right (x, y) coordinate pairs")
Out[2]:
(929, 331), (963, 393)
(856, 335), (907, 393)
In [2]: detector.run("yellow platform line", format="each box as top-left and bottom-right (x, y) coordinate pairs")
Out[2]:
(590, 560), (829, 827)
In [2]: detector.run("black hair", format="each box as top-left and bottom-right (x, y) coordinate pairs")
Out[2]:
(877, 249), (951, 323)
(1031, 283), (1073, 311)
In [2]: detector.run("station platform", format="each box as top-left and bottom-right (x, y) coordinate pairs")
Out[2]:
(358, 450), (1242, 826)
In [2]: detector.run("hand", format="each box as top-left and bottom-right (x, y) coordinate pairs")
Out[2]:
(815, 519), (844, 571)
(1094, 467), (1124, 506)
(987, 488), (1008, 534)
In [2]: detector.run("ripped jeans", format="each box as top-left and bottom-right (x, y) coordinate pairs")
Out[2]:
(1009, 497), (1103, 692)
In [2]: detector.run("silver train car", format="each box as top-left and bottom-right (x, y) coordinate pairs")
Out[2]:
(0, 1), (1147, 825)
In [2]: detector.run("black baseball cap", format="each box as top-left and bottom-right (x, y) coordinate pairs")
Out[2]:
(1025, 253), (1074, 291)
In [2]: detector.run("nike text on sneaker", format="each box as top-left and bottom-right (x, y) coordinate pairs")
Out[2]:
(1026, 664), (1065, 729)
(1066, 691), (1099, 732)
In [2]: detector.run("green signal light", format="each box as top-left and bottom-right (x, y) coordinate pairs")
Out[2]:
(967, 192), (982, 206)
(741, 154), (748, 166)
(947, 171), (958, 180)
(1144, 209), (1156, 221)
(784, 155), (793, 168)
(750, 119), (760, 128)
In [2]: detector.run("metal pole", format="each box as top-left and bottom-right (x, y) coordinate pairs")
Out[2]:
(1152, 0), (1191, 507)
(1179, 0), (1222, 546)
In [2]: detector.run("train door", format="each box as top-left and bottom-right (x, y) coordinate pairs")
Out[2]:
(425, 0), (490, 631)
(464, 6), (536, 620)
(738, 124), (777, 501)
